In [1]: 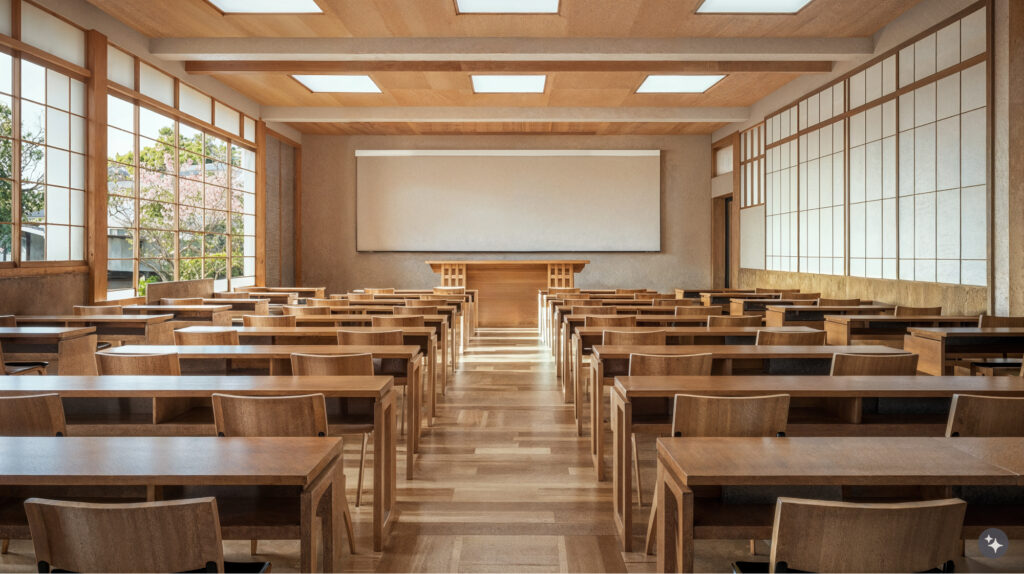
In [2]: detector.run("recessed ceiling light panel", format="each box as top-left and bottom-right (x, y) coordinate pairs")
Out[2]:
(209, 0), (323, 14)
(696, 0), (813, 14)
(636, 75), (726, 94)
(456, 0), (559, 14)
(292, 75), (382, 93)
(471, 75), (547, 94)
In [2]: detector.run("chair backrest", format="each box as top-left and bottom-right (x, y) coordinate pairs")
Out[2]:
(433, 287), (465, 294)
(25, 497), (226, 574)
(290, 352), (374, 376)
(675, 306), (722, 316)
(365, 288), (395, 295)
(309, 298), (349, 307)
(372, 315), (425, 327)
(394, 305), (437, 316)
(755, 330), (827, 346)
(946, 394), (1024, 437)
(212, 393), (328, 437)
(214, 291), (250, 299)
(707, 315), (761, 327)
(585, 315), (637, 328)
(817, 298), (861, 306)
(407, 299), (442, 307)
(657, 298), (695, 307)
(570, 305), (608, 315)
(978, 315), (1024, 327)
(830, 353), (919, 376)
(0, 315), (15, 326)
(602, 330), (667, 345)
(242, 314), (296, 327)
(282, 305), (331, 316)
(633, 293), (657, 301)
(173, 328), (239, 346)
(347, 293), (376, 301)
(671, 394), (790, 437)
(786, 292), (821, 300)
(95, 352), (181, 376)
(73, 305), (123, 316)
(769, 497), (965, 574)
(0, 394), (67, 436)
(549, 287), (580, 294)
(615, 289), (646, 295)
(160, 297), (203, 305)
(629, 353), (712, 376)
(337, 330), (403, 346)
(895, 305), (942, 316)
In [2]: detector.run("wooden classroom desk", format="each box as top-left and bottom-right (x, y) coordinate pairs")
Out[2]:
(123, 304), (233, 328)
(0, 436), (346, 572)
(245, 292), (299, 304)
(107, 344), (424, 477)
(764, 304), (895, 328)
(611, 375), (1024, 552)
(0, 326), (97, 375)
(567, 326), (814, 435)
(729, 298), (817, 317)
(15, 314), (173, 345)
(825, 315), (979, 346)
(589, 345), (908, 480)
(904, 327), (1024, 375)
(541, 291), (644, 343)
(388, 289), (478, 337)
(356, 297), (469, 350)
(700, 291), (781, 310)
(178, 324), (443, 422)
(0, 375), (396, 551)
(339, 303), (460, 363)
(241, 285), (325, 299)
(655, 437), (1020, 573)
(675, 288), (752, 300)
(199, 298), (269, 316)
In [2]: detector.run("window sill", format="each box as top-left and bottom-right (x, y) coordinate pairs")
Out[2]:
(0, 264), (89, 278)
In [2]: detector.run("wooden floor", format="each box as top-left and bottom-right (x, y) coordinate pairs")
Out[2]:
(2, 328), (1023, 572)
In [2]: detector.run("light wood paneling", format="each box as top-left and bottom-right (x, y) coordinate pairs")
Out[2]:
(86, 0), (922, 39)
(289, 121), (729, 136)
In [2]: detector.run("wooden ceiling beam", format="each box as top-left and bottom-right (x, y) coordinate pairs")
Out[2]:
(185, 59), (832, 74)
(259, 106), (750, 123)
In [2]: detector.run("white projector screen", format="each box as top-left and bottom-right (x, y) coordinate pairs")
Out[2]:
(355, 150), (661, 252)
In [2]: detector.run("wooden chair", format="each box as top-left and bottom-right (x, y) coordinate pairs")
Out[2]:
(946, 394), (1024, 436)
(406, 299), (442, 307)
(675, 305), (722, 316)
(615, 289), (646, 295)
(894, 305), (943, 316)
(347, 293), (376, 301)
(656, 298), (694, 307)
(734, 498), (965, 573)
(0, 342), (48, 375)
(633, 293), (658, 301)
(309, 298), (350, 308)
(95, 352), (181, 376)
(602, 330), (667, 346)
(584, 315), (637, 328)
(624, 353), (713, 507)
(73, 305), (123, 315)
(214, 291), (251, 299)
(372, 315), (425, 328)
(0, 315), (15, 326)
(645, 392), (789, 554)
(242, 314), (296, 327)
(290, 352), (378, 506)
(830, 353), (919, 375)
(0, 394), (66, 436)
(211, 392), (356, 556)
(785, 293), (820, 300)
(978, 315), (1024, 327)
(707, 315), (761, 327)
(755, 330), (827, 345)
(282, 305), (331, 316)
(25, 497), (270, 573)
(570, 305), (608, 315)
(365, 288), (395, 295)
(817, 298), (861, 306)
(173, 328), (239, 346)
(433, 287), (465, 295)
(160, 297), (203, 305)
(394, 306), (436, 316)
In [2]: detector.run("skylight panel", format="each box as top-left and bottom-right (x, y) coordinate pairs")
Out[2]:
(636, 75), (726, 93)
(471, 75), (547, 94)
(292, 75), (382, 93)
(208, 0), (323, 14)
(456, 0), (559, 14)
(696, 0), (813, 14)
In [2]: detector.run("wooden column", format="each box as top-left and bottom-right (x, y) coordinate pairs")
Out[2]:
(1009, 0), (1024, 313)
(255, 121), (267, 287)
(86, 30), (108, 303)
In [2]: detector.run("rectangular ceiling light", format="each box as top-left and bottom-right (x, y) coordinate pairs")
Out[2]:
(208, 0), (323, 13)
(696, 0), (813, 13)
(456, 0), (559, 14)
(471, 75), (547, 93)
(636, 75), (726, 93)
(293, 75), (382, 93)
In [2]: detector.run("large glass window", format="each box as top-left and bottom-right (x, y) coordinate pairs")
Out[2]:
(106, 96), (256, 299)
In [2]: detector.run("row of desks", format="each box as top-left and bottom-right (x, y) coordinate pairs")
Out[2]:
(609, 374), (1024, 553)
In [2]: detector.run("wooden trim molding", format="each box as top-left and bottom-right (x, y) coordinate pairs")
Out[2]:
(255, 120), (267, 287)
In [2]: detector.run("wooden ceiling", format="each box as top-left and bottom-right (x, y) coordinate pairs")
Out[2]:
(291, 121), (730, 136)
(88, 0), (922, 38)
(214, 71), (802, 109)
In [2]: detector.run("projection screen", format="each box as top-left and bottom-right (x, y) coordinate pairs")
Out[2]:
(355, 150), (661, 252)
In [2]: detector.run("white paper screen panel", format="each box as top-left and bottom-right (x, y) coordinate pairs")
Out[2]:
(356, 150), (661, 252)
(799, 120), (845, 276)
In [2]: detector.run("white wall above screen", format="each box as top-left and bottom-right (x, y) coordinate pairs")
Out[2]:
(355, 150), (662, 252)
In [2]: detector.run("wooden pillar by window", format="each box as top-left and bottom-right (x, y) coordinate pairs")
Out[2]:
(255, 120), (267, 287)
(86, 29), (108, 303)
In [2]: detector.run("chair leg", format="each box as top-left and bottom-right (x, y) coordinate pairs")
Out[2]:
(1, 538), (9, 554)
(356, 432), (369, 508)
(250, 539), (257, 555)
(342, 492), (358, 554)
(644, 477), (659, 555)
(632, 433), (644, 507)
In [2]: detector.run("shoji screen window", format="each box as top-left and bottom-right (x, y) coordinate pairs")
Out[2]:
(229, 143), (256, 288)
(798, 120), (846, 275)
(765, 106), (798, 272)
(740, 124), (764, 208)
(896, 7), (987, 285)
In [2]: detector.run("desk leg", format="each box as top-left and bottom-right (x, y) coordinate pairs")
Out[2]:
(440, 328), (449, 391)
(575, 348), (585, 438)
(591, 360), (606, 481)
(373, 390), (397, 552)
(555, 320), (563, 378)
(428, 340), (437, 421)
(613, 392), (633, 551)
(407, 356), (422, 479)
(317, 457), (350, 572)
(656, 464), (693, 573)
(903, 334), (945, 375)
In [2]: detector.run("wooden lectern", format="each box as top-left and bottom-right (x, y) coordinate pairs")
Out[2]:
(427, 260), (588, 327)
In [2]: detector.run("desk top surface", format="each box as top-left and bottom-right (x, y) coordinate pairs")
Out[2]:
(767, 304), (895, 313)
(614, 375), (1024, 397)
(0, 326), (96, 338)
(179, 326), (436, 337)
(592, 344), (906, 359)
(575, 326), (815, 337)
(15, 315), (173, 324)
(108, 344), (422, 358)
(125, 305), (231, 312)
(827, 315), (978, 324)
(907, 327), (1024, 340)
(0, 375), (393, 397)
